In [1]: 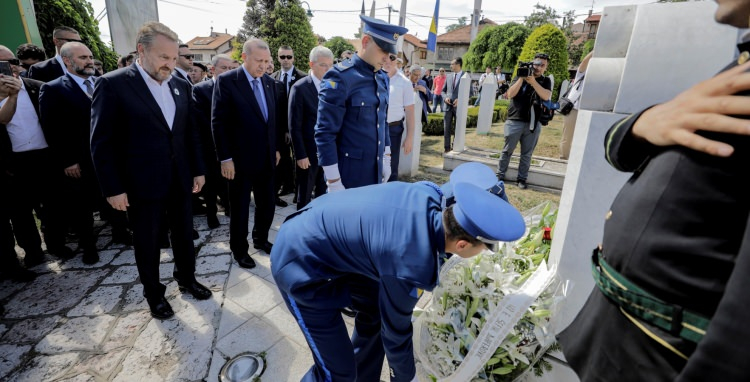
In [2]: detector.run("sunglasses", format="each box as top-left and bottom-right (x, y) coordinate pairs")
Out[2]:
(180, 54), (195, 59)
(278, 55), (293, 60)
(58, 37), (84, 43)
(6, 58), (20, 66)
(388, 54), (397, 61)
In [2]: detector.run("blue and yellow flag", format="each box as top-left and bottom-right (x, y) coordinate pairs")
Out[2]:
(427, 0), (440, 52)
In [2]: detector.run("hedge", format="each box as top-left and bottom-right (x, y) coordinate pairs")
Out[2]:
(422, 104), (508, 136)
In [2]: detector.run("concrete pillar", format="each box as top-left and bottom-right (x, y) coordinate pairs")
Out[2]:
(476, 75), (497, 135)
(451, 73), (472, 152)
(398, 92), (422, 178)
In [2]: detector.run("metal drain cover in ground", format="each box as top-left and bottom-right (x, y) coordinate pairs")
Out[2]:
(219, 352), (264, 382)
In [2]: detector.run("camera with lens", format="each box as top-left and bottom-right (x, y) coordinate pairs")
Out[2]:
(516, 61), (535, 77)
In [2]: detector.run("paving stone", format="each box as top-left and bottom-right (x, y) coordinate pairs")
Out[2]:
(195, 254), (231, 275)
(200, 272), (230, 292)
(206, 349), (228, 382)
(4, 269), (109, 318)
(95, 236), (112, 250)
(111, 249), (136, 265)
(120, 284), (146, 313)
(2, 316), (61, 344)
(99, 226), (112, 236)
(101, 310), (151, 352)
(58, 373), (97, 382)
(217, 298), (255, 339)
(197, 242), (232, 257)
(60, 250), (119, 270)
(0, 324), (6, 339)
(159, 249), (174, 263)
(102, 266), (139, 284)
(0, 344), (32, 378)
(261, 304), (306, 348)
(215, 316), (282, 357)
(112, 297), (220, 382)
(36, 315), (116, 353)
(270, 213), (286, 231)
(159, 264), (177, 280)
(68, 286), (123, 317)
(0, 279), (26, 300)
(207, 226), (230, 243)
(225, 275), (283, 316)
(225, 266), (253, 289)
(5, 352), (79, 381)
(260, 337), (314, 381)
(248, 252), (272, 280)
(194, 230), (209, 247)
(73, 347), (128, 377)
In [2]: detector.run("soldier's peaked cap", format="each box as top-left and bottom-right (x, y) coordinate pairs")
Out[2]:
(360, 15), (408, 55)
(452, 182), (526, 249)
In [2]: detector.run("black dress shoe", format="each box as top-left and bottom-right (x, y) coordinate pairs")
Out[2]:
(233, 253), (257, 269)
(253, 241), (273, 254)
(178, 280), (212, 300)
(275, 197), (288, 207)
(517, 180), (528, 190)
(147, 297), (174, 319)
(82, 247), (99, 265)
(112, 229), (133, 245)
(207, 215), (220, 229)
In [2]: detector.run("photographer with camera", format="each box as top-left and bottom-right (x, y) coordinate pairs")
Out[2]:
(496, 53), (552, 189)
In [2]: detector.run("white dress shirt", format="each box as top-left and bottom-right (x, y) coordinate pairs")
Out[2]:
(67, 73), (94, 96)
(135, 60), (176, 130)
(386, 72), (414, 123)
(0, 81), (48, 152)
(281, 67), (295, 93)
(311, 72), (322, 93)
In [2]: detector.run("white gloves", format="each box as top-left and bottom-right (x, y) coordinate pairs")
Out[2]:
(327, 179), (346, 193)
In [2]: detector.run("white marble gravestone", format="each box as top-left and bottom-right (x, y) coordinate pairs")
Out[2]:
(533, 2), (741, 381)
(450, 73), (473, 152)
(476, 75), (498, 135)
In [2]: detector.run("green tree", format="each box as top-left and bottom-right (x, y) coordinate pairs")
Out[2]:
(580, 38), (595, 59)
(524, 3), (560, 30)
(323, 36), (356, 60)
(258, 0), (317, 73)
(463, 22), (530, 73)
(237, 0), (276, 44)
(516, 23), (569, 100)
(32, 0), (118, 71)
(445, 16), (468, 33)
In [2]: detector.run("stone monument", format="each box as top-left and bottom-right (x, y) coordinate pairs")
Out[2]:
(476, 75), (498, 135)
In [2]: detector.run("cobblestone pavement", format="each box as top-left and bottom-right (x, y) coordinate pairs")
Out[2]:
(0, 193), (391, 381)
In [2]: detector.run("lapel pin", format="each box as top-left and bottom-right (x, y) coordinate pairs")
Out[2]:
(173, 88), (180, 96)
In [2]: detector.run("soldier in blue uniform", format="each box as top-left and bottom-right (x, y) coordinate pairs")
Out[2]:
(315, 16), (408, 192)
(270, 164), (526, 382)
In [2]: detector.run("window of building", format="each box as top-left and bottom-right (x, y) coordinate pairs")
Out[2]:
(420, 50), (427, 59)
(438, 47), (454, 61)
(193, 53), (204, 62)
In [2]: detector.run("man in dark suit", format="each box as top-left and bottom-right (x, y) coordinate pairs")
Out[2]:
(557, 1), (750, 379)
(0, 45), (73, 267)
(192, 53), (233, 229)
(28, 26), (81, 83)
(288, 46), (333, 210)
(39, 42), (103, 264)
(271, 45), (306, 206)
(173, 44), (194, 86)
(443, 57), (464, 153)
(212, 38), (284, 268)
(90, 22), (210, 320)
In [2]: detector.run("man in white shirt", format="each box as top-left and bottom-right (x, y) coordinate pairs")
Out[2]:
(382, 53), (415, 182)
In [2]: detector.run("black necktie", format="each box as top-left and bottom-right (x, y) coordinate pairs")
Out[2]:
(282, 72), (289, 94)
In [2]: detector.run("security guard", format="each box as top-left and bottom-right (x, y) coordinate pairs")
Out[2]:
(270, 163), (526, 382)
(315, 16), (408, 191)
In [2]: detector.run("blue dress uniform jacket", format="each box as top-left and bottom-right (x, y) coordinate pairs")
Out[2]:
(272, 182), (446, 381)
(314, 54), (391, 188)
(558, 55), (750, 381)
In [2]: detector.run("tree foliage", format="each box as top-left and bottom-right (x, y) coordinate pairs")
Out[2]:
(237, 0), (276, 44)
(32, 0), (119, 71)
(580, 39), (595, 59)
(445, 16), (468, 33)
(524, 3), (560, 30)
(323, 36), (356, 60)
(258, 0), (317, 73)
(516, 23), (569, 100)
(463, 22), (531, 73)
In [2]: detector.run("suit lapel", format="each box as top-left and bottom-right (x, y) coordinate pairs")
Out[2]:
(168, 80), (185, 132)
(262, 75), (274, 125)
(125, 65), (171, 131)
(61, 75), (91, 106)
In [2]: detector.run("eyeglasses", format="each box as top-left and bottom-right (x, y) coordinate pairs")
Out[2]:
(388, 54), (397, 62)
(57, 37), (83, 43)
(278, 55), (293, 60)
(6, 59), (20, 66)
(180, 54), (195, 60)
